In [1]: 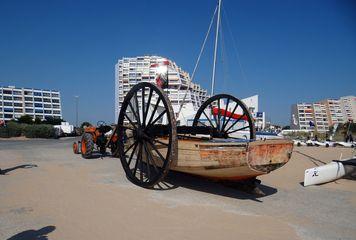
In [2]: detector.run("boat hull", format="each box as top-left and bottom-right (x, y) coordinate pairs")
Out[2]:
(171, 139), (293, 180)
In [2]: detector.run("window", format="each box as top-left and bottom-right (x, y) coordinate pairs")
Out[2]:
(52, 104), (60, 109)
(34, 103), (43, 108)
(13, 96), (22, 101)
(4, 114), (13, 119)
(3, 90), (12, 94)
(34, 92), (42, 96)
(34, 97), (42, 102)
(52, 99), (59, 103)
(25, 108), (33, 113)
(43, 98), (51, 102)
(43, 92), (51, 97)
(4, 102), (12, 106)
(53, 110), (61, 114)
(35, 109), (43, 113)
(4, 108), (13, 112)
(13, 90), (22, 95)
(14, 103), (22, 107)
(24, 91), (33, 95)
(44, 110), (51, 114)
(44, 104), (51, 108)
(52, 93), (59, 98)
(25, 103), (33, 107)
(3, 96), (12, 100)
(25, 97), (33, 101)
(14, 108), (22, 113)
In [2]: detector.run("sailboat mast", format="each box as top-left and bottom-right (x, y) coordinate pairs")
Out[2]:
(211, 0), (222, 95)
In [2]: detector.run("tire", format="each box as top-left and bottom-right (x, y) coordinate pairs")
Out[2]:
(81, 133), (94, 159)
(297, 142), (301, 147)
(325, 143), (329, 148)
(73, 142), (80, 154)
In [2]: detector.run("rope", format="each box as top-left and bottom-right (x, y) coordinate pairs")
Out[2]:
(177, 5), (218, 118)
(222, 6), (248, 83)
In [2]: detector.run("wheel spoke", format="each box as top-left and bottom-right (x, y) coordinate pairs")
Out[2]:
(141, 87), (145, 127)
(202, 111), (214, 128)
(222, 103), (238, 131)
(124, 113), (138, 130)
(127, 141), (138, 166)
(225, 113), (246, 133)
(217, 99), (221, 131)
(143, 141), (159, 173)
(152, 138), (169, 147)
(147, 139), (166, 164)
(147, 98), (161, 127)
(128, 101), (140, 125)
(147, 109), (167, 129)
(142, 141), (152, 180)
(198, 119), (208, 127)
(227, 125), (250, 134)
(134, 92), (141, 126)
(139, 143), (144, 182)
(209, 103), (218, 129)
(144, 88), (153, 127)
(124, 141), (136, 155)
(221, 98), (230, 132)
(132, 142), (142, 176)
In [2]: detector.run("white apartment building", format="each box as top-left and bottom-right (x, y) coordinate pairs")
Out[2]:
(114, 56), (208, 121)
(312, 103), (329, 132)
(291, 103), (315, 130)
(0, 86), (62, 121)
(291, 95), (356, 132)
(340, 96), (356, 122)
(320, 99), (344, 125)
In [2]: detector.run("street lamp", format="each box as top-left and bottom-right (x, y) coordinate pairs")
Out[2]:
(74, 95), (79, 127)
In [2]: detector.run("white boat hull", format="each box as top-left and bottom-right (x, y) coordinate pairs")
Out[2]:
(304, 162), (345, 186)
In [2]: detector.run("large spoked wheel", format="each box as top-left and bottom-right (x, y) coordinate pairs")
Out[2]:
(117, 82), (177, 188)
(193, 94), (256, 140)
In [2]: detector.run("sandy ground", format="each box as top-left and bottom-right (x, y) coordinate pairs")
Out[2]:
(0, 138), (355, 240)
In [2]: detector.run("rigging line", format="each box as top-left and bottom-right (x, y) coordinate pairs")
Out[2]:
(222, 5), (248, 83)
(177, 5), (218, 118)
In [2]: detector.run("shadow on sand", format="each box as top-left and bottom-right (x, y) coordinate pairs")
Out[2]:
(0, 164), (38, 175)
(7, 226), (55, 240)
(152, 171), (277, 203)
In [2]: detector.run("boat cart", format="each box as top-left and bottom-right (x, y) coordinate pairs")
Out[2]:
(115, 82), (293, 188)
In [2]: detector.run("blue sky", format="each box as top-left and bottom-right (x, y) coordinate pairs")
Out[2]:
(0, 0), (355, 125)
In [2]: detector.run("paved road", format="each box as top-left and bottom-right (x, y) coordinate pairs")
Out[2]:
(0, 138), (355, 240)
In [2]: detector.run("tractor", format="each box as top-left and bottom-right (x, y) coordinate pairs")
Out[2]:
(72, 121), (118, 158)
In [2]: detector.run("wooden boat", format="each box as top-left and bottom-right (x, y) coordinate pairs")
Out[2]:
(172, 138), (293, 181)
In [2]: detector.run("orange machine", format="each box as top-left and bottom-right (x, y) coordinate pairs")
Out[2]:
(72, 121), (118, 158)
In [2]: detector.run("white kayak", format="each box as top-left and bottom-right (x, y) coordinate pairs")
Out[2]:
(304, 158), (356, 186)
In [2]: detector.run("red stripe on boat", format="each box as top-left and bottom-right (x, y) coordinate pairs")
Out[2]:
(212, 107), (249, 121)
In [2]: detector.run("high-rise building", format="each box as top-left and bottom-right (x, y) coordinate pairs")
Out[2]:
(340, 96), (356, 122)
(291, 103), (315, 130)
(320, 99), (344, 126)
(114, 56), (208, 121)
(0, 86), (62, 121)
(291, 95), (356, 132)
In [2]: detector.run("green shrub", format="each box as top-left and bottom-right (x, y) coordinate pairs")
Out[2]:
(23, 124), (55, 138)
(0, 122), (24, 138)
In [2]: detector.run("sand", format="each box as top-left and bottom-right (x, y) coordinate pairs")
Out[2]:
(0, 139), (355, 240)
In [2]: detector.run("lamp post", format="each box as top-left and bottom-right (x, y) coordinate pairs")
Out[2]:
(74, 95), (79, 128)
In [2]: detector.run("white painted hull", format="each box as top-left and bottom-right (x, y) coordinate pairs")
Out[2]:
(304, 162), (345, 186)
